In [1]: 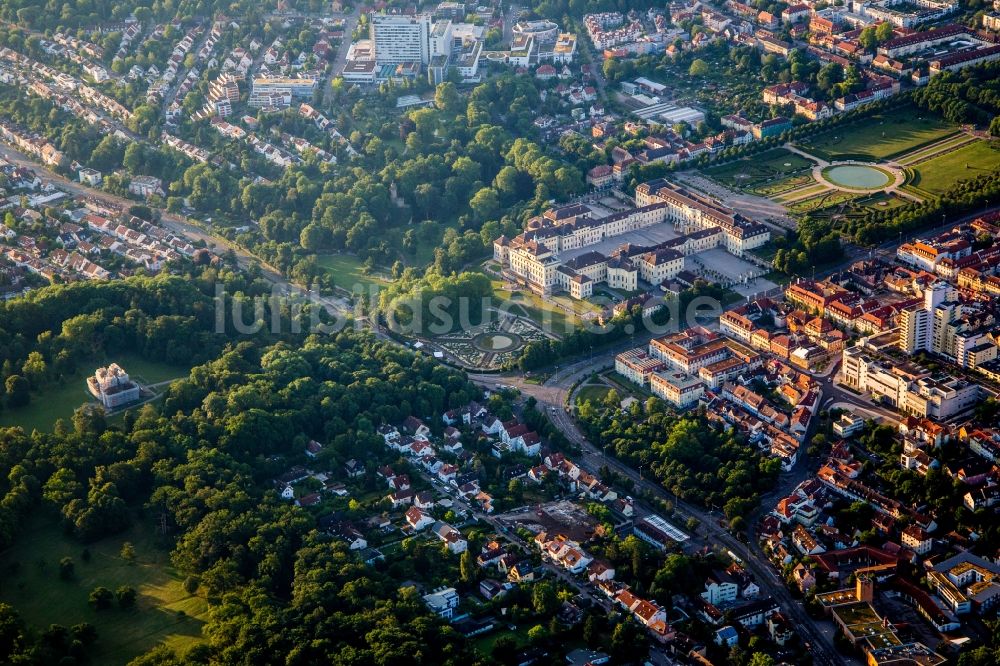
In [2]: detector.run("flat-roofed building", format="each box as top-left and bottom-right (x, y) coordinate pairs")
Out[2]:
(371, 12), (432, 65)
(650, 370), (704, 408)
(249, 77), (317, 107)
(615, 348), (665, 386)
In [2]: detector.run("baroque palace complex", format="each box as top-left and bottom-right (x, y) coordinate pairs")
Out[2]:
(493, 179), (770, 299)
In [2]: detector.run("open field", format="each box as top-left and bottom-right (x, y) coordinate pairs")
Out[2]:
(897, 132), (977, 166)
(576, 384), (612, 404)
(703, 148), (816, 191)
(0, 517), (208, 664)
(316, 254), (391, 294)
(0, 353), (191, 433)
(796, 107), (958, 162)
(903, 139), (1000, 197)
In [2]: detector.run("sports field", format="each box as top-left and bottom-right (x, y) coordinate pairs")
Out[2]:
(796, 107), (958, 162)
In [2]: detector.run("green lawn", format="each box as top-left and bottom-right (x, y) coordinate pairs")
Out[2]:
(897, 133), (976, 166)
(857, 192), (911, 212)
(760, 271), (793, 287)
(0, 517), (208, 665)
(796, 107), (958, 162)
(316, 254), (391, 295)
(576, 384), (612, 405)
(0, 353), (191, 433)
(471, 626), (531, 657)
(904, 139), (1000, 197)
(773, 183), (829, 203)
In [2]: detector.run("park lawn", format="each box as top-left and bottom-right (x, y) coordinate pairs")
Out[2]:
(796, 107), (958, 161)
(773, 183), (829, 203)
(316, 254), (390, 294)
(760, 271), (793, 287)
(576, 384), (612, 405)
(0, 517), (208, 665)
(0, 352), (191, 433)
(897, 133), (976, 166)
(858, 192), (911, 212)
(722, 289), (748, 307)
(905, 139), (1000, 196)
(471, 625), (532, 657)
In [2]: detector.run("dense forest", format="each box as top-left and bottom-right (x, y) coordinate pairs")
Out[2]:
(0, 275), (487, 663)
(0, 261), (308, 415)
(576, 397), (781, 530)
(240, 76), (585, 278)
(911, 60), (1000, 132)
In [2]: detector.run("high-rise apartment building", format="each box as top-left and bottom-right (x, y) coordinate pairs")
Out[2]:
(370, 13), (432, 65)
(899, 281), (957, 354)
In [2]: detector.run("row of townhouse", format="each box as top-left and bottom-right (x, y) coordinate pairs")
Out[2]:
(594, 580), (675, 641)
(299, 103), (355, 154)
(146, 24), (205, 103)
(527, 452), (622, 505)
(84, 213), (191, 256)
(111, 21), (144, 63)
(0, 122), (66, 167)
(160, 132), (212, 163)
(77, 84), (133, 123)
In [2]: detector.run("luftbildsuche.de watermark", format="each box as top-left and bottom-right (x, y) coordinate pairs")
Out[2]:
(214, 282), (724, 339)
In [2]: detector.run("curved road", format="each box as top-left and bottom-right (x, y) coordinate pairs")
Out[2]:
(468, 357), (853, 666)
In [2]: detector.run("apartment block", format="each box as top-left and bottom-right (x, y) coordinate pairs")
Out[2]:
(370, 13), (432, 65)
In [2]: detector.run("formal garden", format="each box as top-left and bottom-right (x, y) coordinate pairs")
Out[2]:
(431, 315), (553, 370)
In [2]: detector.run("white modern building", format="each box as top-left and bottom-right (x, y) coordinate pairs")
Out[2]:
(370, 13), (432, 65)
(248, 77), (317, 107)
(422, 587), (460, 619)
(841, 344), (978, 420)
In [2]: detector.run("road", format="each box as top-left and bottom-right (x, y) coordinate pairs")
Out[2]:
(328, 8), (361, 84)
(160, 25), (213, 116)
(503, 4), (521, 46)
(0, 140), (358, 324)
(468, 353), (853, 666)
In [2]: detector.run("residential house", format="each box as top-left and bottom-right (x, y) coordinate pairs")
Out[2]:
(405, 506), (434, 531)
